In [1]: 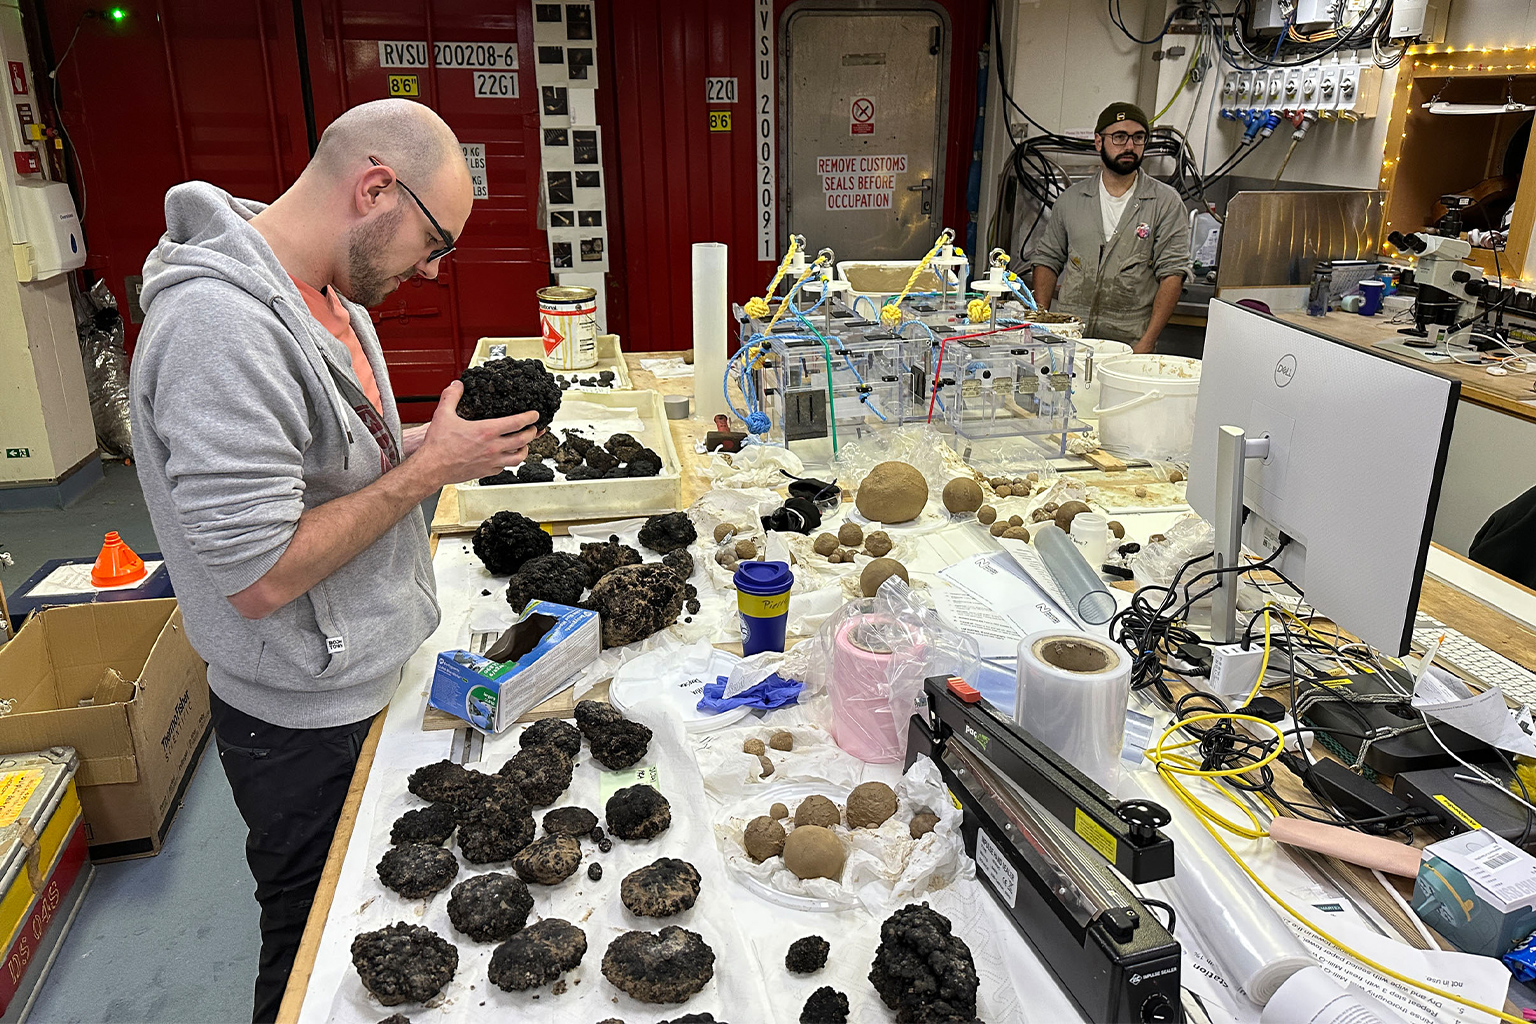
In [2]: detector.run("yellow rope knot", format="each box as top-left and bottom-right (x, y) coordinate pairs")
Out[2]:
(745, 236), (801, 322)
(967, 298), (992, 323)
(743, 296), (770, 320)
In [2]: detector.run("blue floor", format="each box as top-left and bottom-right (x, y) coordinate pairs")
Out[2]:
(2, 461), (442, 1023)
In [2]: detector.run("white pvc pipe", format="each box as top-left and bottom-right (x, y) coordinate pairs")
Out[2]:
(692, 242), (729, 421)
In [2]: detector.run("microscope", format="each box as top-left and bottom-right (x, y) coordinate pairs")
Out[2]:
(1389, 198), (1487, 342)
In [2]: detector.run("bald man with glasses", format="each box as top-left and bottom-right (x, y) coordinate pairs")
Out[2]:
(131, 99), (540, 1021)
(1027, 102), (1191, 354)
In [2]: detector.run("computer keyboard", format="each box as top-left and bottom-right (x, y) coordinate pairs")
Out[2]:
(1412, 614), (1536, 707)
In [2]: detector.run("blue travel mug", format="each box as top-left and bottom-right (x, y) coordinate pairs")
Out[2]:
(735, 561), (793, 655)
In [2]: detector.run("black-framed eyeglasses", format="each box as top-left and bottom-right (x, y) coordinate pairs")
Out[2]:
(1103, 131), (1148, 147)
(369, 156), (456, 262)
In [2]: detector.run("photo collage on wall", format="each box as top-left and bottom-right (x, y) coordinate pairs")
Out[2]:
(535, 1), (606, 273)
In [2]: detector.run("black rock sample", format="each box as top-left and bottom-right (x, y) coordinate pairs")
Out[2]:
(377, 843), (459, 899)
(585, 446), (620, 473)
(620, 858), (701, 918)
(390, 803), (457, 846)
(553, 442), (587, 474)
(505, 552), (591, 612)
(565, 464), (605, 481)
(457, 776), (536, 864)
(576, 700), (653, 770)
(350, 922), (458, 1006)
(588, 862), (603, 881)
(477, 469), (519, 486)
(407, 761), (492, 808)
(605, 432), (644, 462)
(517, 461), (555, 483)
(472, 511), (554, 576)
(639, 512), (697, 554)
(589, 564), (686, 648)
(601, 926), (716, 1003)
(785, 935), (830, 974)
(521, 718), (582, 758)
(605, 784), (671, 841)
(376, 1016), (411, 1024)
(559, 430), (596, 456)
(458, 357), (563, 429)
(527, 432), (560, 462)
(578, 535), (643, 583)
(801, 986), (850, 1023)
(446, 872), (533, 943)
(511, 835), (583, 885)
(661, 549), (695, 580)
(658, 1016), (724, 1024)
(497, 744), (574, 806)
(685, 598), (701, 616)
(542, 806), (598, 837)
(867, 903), (980, 1023)
(487, 918), (587, 992)
(626, 448), (664, 477)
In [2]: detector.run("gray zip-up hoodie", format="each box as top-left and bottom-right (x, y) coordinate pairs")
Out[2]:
(130, 182), (439, 729)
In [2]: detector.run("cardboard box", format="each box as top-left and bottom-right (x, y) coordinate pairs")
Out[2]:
(1414, 829), (1536, 956)
(429, 601), (600, 734)
(0, 579), (9, 644)
(0, 599), (210, 861)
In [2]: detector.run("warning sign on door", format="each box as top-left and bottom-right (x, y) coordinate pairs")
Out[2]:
(818, 154), (906, 211)
(850, 97), (874, 136)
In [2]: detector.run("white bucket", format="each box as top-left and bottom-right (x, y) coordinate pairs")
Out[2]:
(1072, 339), (1133, 421)
(538, 285), (599, 369)
(1092, 355), (1202, 460)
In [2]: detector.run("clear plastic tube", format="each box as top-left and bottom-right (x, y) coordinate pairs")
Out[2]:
(1032, 525), (1117, 625)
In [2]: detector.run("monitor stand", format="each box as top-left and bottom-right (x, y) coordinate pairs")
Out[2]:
(1211, 424), (1271, 645)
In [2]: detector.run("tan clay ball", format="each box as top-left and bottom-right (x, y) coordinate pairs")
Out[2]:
(794, 795), (840, 829)
(859, 558), (909, 598)
(743, 815), (786, 862)
(977, 505), (997, 526)
(837, 522), (864, 547)
(846, 782), (898, 829)
(863, 531), (893, 557)
(855, 462), (928, 524)
(782, 826), (845, 881)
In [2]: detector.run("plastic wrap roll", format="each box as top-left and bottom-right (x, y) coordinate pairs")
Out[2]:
(1032, 524), (1116, 624)
(1014, 632), (1130, 789)
(692, 242), (729, 421)
(1122, 772), (1313, 1005)
(829, 610), (922, 763)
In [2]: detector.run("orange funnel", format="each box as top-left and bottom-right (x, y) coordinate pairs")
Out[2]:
(91, 532), (146, 587)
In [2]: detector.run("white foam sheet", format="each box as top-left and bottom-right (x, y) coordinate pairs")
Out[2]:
(300, 698), (775, 1023)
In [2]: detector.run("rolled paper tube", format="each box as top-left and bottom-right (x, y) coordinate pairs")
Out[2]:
(1267, 816), (1422, 878)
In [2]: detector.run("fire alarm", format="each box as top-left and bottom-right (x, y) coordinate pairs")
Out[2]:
(12, 151), (39, 175)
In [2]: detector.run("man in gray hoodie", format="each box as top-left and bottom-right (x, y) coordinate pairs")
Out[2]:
(130, 99), (539, 1022)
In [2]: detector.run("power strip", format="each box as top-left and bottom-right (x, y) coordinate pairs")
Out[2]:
(1210, 643), (1267, 700)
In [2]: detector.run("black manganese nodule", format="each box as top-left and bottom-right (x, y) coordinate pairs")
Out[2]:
(487, 918), (587, 991)
(350, 922), (458, 1006)
(521, 717), (582, 757)
(505, 551), (591, 612)
(601, 926), (716, 1003)
(456, 776), (536, 865)
(446, 871), (533, 943)
(576, 700), (654, 770)
(785, 935), (830, 974)
(472, 511), (554, 576)
(457, 357), (562, 429)
(376, 843), (459, 900)
(589, 564), (685, 649)
(605, 783), (671, 841)
(867, 903), (979, 1023)
(497, 744), (574, 807)
(390, 803), (457, 846)
(639, 512), (698, 554)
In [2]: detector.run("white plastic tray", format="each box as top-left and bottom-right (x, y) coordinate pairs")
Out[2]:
(454, 389), (683, 527)
(472, 334), (633, 390)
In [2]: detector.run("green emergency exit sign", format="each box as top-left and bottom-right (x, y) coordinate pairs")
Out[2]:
(4, 448), (30, 458)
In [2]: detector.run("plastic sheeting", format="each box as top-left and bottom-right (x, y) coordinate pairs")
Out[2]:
(73, 278), (131, 458)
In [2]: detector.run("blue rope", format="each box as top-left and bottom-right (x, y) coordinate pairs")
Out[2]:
(1004, 273), (1038, 310)
(853, 295), (878, 319)
(897, 320), (937, 342)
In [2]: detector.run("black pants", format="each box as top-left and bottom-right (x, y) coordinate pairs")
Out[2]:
(210, 690), (376, 1024)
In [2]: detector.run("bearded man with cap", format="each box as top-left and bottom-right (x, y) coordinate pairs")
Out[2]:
(1026, 102), (1191, 353)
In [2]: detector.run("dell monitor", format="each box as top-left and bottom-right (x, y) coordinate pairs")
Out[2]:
(1187, 300), (1459, 656)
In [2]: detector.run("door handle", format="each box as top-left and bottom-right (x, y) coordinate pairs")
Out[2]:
(907, 177), (933, 215)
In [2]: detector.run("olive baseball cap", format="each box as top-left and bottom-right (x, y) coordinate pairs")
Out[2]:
(1096, 102), (1150, 134)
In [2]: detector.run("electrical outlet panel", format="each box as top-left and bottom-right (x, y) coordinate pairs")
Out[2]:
(1317, 64), (1341, 111)
(1337, 62), (1382, 118)
(1283, 69), (1305, 110)
(1267, 70), (1287, 106)
(1300, 67), (1321, 107)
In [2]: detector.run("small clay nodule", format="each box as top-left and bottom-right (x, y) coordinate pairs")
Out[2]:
(1054, 500), (1091, 533)
(836, 548), (858, 562)
(351, 922), (458, 1006)
(377, 842), (459, 900)
(757, 754), (775, 778)
(989, 522), (1008, 537)
(743, 815), (787, 863)
(520, 718), (581, 758)
(472, 510), (555, 577)
(639, 512), (698, 554)
(769, 731), (794, 751)
(794, 795), (840, 829)
(868, 903), (979, 1023)
(576, 700), (654, 770)
(601, 926), (716, 1004)
(606, 784), (672, 841)
(769, 802), (789, 820)
(1108, 520), (1126, 539)
(1008, 515), (1024, 528)
(909, 812), (940, 839)
(457, 357), (563, 429)
(590, 564), (685, 648)
(742, 737), (766, 756)
(1168, 468), (1186, 483)
(1135, 485), (1149, 498)
(859, 557), (909, 598)
(801, 986), (851, 1024)
(813, 533), (839, 556)
(390, 803), (457, 846)
(620, 857), (702, 917)
(782, 826), (845, 881)
(734, 539), (757, 560)
(995, 484), (1013, 498)
(497, 745), (575, 807)
(785, 935), (830, 974)
(846, 781), (898, 829)
(855, 462), (929, 524)
(837, 522), (864, 547)
(976, 505), (997, 526)
(1030, 508), (1053, 524)
(1002, 527), (1031, 541)
(446, 872), (533, 943)
(511, 835), (582, 885)
(457, 776), (536, 865)
(487, 918), (588, 992)
(863, 531), (893, 557)
(713, 523), (736, 543)
(542, 806), (598, 838)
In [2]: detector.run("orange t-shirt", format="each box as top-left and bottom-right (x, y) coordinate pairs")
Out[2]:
(288, 275), (382, 414)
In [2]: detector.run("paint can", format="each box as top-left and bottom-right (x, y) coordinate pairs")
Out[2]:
(537, 285), (599, 369)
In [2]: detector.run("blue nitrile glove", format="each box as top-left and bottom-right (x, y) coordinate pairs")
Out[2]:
(697, 673), (803, 713)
